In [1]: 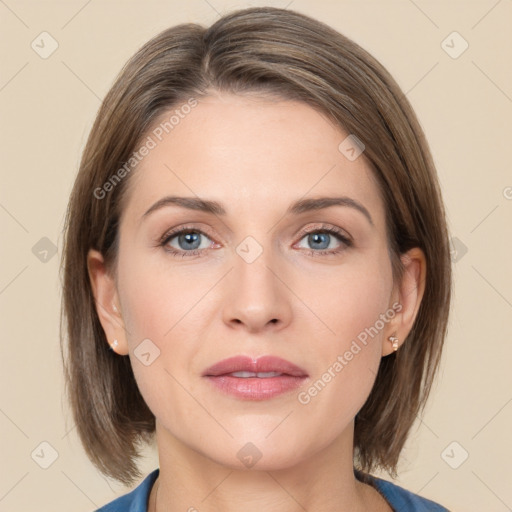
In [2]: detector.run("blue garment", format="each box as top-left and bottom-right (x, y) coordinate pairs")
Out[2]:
(95, 468), (449, 511)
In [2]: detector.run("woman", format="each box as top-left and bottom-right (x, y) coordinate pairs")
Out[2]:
(60, 6), (452, 511)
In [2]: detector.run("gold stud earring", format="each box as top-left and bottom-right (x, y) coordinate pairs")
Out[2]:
(388, 336), (399, 352)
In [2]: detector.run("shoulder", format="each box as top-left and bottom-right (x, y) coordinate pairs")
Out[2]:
(94, 469), (159, 512)
(358, 471), (450, 511)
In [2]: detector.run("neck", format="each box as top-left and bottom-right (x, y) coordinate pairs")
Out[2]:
(150, 420), (388, 512)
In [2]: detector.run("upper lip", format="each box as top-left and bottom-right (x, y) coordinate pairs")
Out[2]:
(203, 355), (308, 377)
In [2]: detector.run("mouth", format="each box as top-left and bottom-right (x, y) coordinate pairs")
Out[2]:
(203, 355), (309, 400)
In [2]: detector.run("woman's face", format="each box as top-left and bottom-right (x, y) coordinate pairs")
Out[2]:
(96, 92), (409, 470)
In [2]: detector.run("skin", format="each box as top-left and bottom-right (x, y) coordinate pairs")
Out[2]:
(88, 91), (426, 512)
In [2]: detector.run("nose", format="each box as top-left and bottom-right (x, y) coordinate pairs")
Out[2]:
(222, 240), (292, 334)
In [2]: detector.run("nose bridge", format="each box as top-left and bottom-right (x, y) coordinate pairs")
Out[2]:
(233, 231), (279, 299)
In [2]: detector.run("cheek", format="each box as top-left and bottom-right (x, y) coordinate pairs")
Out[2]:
(297, 257), (393, 421)
(341, 274), (391, 346)
(308, 252), (393, 350)
(118, 248), (203, 340)
(116, 252), (210, 418)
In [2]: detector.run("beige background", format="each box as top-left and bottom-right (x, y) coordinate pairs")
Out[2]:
(1, 0), (511, 510)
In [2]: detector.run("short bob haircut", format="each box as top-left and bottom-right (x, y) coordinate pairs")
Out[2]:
(60, 6), (452, 486)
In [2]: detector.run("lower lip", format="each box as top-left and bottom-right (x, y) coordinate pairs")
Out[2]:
(205, 375), (308, 400)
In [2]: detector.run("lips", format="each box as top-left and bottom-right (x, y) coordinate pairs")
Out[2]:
(203, 355), (309, 400)
(203, 355), (308, 378)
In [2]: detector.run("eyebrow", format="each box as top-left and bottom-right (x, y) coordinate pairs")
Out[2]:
(141, 195), (374, 226)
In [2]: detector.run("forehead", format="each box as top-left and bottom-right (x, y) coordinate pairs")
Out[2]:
(122, 93), (385, 227)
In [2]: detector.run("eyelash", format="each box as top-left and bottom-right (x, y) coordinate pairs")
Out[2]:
(159, 224), (352, 259)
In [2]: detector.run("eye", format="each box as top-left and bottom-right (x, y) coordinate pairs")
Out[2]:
(160, 227), (216, 258)
(295, 225), (352, 256)
(159, 224), (352, 259)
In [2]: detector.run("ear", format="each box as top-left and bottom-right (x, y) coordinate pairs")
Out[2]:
(87, 248), (129, 355)
(382, 247), (427, 356)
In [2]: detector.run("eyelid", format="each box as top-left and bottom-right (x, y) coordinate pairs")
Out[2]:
(159, 224), (218, 245)
(294, 223), (352, 244)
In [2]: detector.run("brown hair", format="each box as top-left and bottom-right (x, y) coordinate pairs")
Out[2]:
(60, 6), (452, 486)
